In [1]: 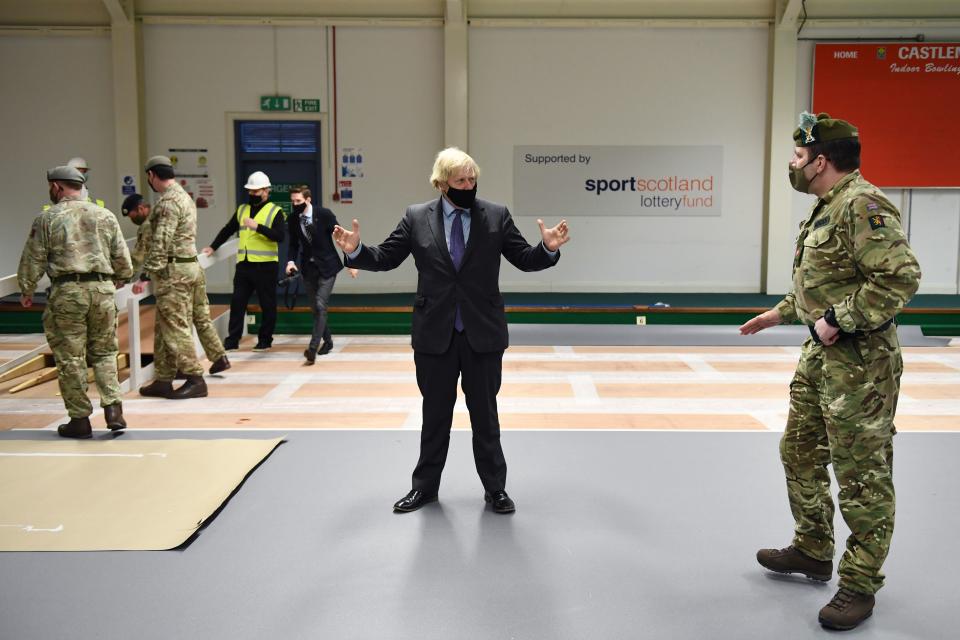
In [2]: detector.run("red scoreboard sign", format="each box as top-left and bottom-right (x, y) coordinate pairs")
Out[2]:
(813, 43), (960, 188)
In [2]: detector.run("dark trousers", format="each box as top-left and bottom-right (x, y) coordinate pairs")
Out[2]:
(303, 271), (336, 352)
(412, 331), (506, 494)
(226, 261), (278, 346)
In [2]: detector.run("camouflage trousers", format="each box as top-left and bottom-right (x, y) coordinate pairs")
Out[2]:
(153, 266), (225, 369)
(42, 280), (122, 418)
(151, 262), (207, 380)
(781, 325), (901, 595)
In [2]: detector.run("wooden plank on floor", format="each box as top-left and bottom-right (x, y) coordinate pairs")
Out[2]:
(596, 383), (786, 399)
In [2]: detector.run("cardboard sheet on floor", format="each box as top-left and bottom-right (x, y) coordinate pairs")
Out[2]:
(0, 438), (283, 551)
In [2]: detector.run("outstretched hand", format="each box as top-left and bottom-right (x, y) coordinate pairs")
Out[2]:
(333, 219), (361, 254)
(538, 219), (570, 252)
(739, 309), (781, 335)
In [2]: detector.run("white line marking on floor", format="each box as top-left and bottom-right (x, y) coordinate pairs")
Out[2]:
(569, 374), (599, 405)
(0, 524), (64, 533)
(679, 355), (719, 374)
(262, 373), (312, 403)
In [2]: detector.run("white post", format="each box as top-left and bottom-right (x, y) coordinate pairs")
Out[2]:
(763, 0), (803, 295)
(444, 0), (468, 150)
(126, 293), (142, 390)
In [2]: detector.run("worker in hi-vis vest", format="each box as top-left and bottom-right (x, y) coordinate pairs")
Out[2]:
(202, 171), (285, 351)
(43, 157), (105, 211)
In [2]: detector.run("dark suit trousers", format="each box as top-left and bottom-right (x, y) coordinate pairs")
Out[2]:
(227, 261), (278, 346)
(412, 331), (506, 494)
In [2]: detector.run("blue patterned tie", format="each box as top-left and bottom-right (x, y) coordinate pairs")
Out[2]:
(450, 210), (465, 331)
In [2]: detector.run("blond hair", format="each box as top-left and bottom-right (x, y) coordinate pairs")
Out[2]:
(429, 147), (480, 190)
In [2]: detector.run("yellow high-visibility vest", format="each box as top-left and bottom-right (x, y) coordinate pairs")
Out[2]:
(236, 202), (282, 262)
(42, 195), (105, 211)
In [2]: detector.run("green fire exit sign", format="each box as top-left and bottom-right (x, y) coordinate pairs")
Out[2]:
(293, 99), (321, 112)
(260, 96), (291, 111)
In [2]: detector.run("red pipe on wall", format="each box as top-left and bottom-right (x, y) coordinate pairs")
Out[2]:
(331, 25), (340, 201)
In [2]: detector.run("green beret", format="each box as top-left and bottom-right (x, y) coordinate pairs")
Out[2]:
(46, 165), (85, 184)
(793, 112), (859, 146)
(144, 155), (173, 172)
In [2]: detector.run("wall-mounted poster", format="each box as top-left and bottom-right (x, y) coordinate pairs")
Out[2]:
(168, 147), (215, 208)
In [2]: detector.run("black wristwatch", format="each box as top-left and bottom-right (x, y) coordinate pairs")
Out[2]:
(823, 306), (840, 328)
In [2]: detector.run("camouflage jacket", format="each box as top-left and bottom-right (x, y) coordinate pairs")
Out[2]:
(17, 196), (133, 297)
(775, 171), (921, 332)
(143, 181), (198, 273)
(129, 222), (151, 279)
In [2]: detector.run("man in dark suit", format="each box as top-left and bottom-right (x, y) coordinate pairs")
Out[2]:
(333, 147), (570, 514)
(284, 185), (357, 364)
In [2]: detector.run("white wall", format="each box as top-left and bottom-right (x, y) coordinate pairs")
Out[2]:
(0, 34), (118, 276)
(141, 24), (442, 292)
(469, 27), (769, 293)
(2, 24), (960, 296)
(332, 26), (444, 291)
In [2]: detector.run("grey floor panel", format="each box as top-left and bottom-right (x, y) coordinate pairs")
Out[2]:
(0, 429), (956, 639)
(508, 324), (948, 347)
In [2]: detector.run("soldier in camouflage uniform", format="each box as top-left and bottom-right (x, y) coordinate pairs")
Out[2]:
(741, 113), (921, 631)
(135, 156), (226, 400)
(17, 166), (133, 438)
(123, 193), (230, 379)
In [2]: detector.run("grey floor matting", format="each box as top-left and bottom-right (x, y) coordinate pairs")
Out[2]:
(0, 430), (956, 640)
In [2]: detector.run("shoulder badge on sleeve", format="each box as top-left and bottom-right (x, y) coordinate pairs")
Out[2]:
(868, 214), (885, 230)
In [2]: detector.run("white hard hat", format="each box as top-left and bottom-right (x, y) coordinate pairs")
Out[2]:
(67, 157), (89, 170)
(244, 171), (271, 189)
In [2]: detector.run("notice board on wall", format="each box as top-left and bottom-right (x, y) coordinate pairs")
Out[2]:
(813, 43), (960, 188)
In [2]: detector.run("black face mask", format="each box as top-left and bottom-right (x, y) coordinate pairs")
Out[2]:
(445, 184), (477, 209)
(292, 202), (307, 215)
(248, 193), (263, 205)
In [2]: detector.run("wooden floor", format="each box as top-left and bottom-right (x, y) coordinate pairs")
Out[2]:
(2, 333), (959, 432)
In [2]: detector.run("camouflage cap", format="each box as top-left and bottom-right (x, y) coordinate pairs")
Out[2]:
(793, 112), (859, 146)
(46, 165), (85, 184)
(121, 193), (144, 216)
(144, 155), (173, 172)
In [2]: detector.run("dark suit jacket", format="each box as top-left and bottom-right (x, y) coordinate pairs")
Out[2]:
(287, 204), (344, 279)
(344, 197), (560, 354)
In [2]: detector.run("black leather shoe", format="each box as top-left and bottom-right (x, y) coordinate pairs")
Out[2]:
(252, 342), (272, 352)
(104, 403), (127, 431)
(304, 348), (316, 365)
(223, 341), (239, 352)
(209, 355), (231, 374)
(139, 379), (174, 398)
(393, 489), (438, 513)
(58, 416), (92, 439)
(169, 375), (208, 399)
(484, 490), (516, 514)
(317, 341), (333, 356)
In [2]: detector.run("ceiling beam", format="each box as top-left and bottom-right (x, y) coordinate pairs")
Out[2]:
(777, 0), (803, 30)
(101, 0), (132, 25)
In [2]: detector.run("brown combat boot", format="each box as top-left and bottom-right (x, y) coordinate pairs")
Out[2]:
(104, 403), (127, 431)
(57, 416), (92, 439)
(819, 587), (875, 630)
(209, 355), (231, 374)
(140, 379), (175, 398)
(169, 375), (208, 399)
(757, 545), (833, 581)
